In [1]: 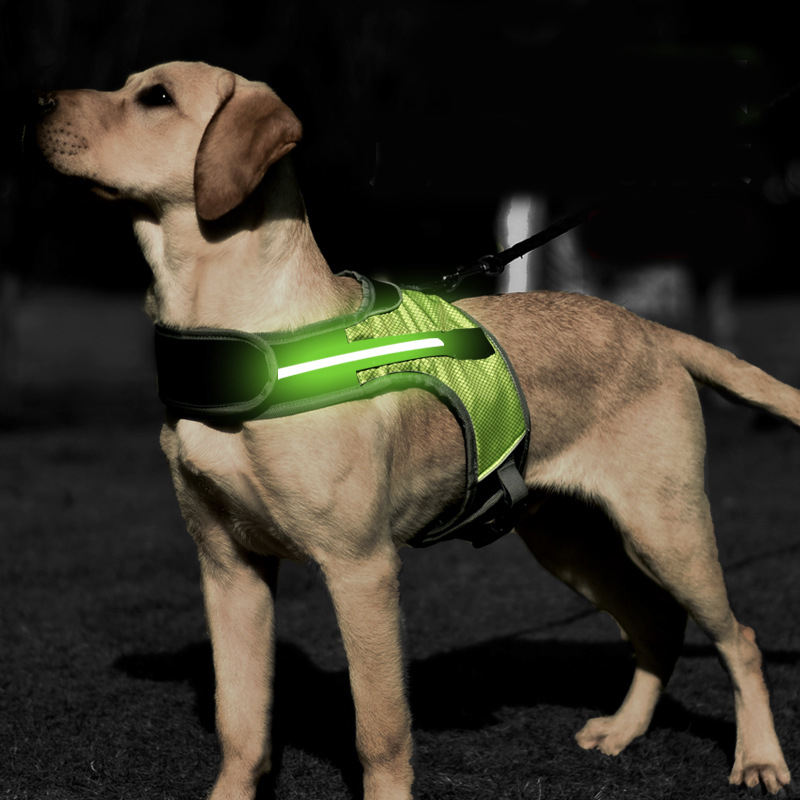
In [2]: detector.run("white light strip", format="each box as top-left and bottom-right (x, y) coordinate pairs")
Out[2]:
(277, 337), (445, 380)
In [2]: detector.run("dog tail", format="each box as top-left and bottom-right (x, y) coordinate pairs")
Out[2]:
(660, 325), (800, 429)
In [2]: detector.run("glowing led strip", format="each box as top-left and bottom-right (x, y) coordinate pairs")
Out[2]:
(277, 337), (445, 380)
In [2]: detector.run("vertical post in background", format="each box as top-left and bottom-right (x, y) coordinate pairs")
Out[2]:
(494, 193), (547, 293)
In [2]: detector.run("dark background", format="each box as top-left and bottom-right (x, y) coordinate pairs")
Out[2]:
(4, 0), (800, 292)
(2, 3), (800, 799)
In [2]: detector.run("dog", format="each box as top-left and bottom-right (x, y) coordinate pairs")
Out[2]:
(35, 61), (798, 799)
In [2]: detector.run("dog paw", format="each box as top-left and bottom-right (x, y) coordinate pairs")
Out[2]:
(729, 759), (792, 796)
(575, 715), (643, 756)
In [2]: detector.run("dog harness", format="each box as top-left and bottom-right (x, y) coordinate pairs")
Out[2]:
(154, 272), (530, 547)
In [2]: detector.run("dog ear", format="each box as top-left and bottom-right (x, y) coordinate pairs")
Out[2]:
(194, 76), (302, 221)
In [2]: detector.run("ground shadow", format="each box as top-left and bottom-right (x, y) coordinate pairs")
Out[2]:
(115, 640), (362, 799)
(115, 642), (217, 732)
(114, 632), (799, 797)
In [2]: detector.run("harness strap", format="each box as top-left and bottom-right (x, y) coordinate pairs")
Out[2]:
(496, 457), (529, 507)
(155, 321), (493, 422)
(408, 444), (529, 549)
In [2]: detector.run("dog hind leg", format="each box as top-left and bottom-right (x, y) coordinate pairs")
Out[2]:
(592, 386), (791, 794)
(517, 497), (687, 756)
(610, 495), (790, 793)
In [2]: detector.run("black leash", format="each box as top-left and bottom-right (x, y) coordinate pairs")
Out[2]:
(410, 203), (597, 294)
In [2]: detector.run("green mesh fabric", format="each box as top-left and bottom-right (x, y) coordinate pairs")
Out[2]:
(346, 288), (527, 481)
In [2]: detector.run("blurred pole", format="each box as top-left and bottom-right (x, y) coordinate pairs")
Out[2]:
(494, 193), (547, 293)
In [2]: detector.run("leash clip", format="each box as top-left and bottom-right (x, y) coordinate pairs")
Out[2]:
(439, 254), (506, 293)
(440, 266), (470, 292)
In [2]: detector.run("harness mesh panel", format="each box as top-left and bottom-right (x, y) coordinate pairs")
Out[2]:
(346, 288), (526, 481)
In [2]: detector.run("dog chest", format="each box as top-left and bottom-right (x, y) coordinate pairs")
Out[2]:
(162, 411), (403, 559)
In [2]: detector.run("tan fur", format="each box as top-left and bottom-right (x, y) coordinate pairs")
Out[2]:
(37, 61), (796, 798)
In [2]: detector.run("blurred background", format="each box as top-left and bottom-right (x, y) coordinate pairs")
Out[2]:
(3, 0), (800, 405)
(4, 0), (800, 290)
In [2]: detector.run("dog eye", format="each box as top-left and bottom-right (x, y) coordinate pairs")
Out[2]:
(137, 84), (174, 107)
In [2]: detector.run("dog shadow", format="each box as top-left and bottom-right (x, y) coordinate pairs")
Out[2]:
(114, 629), (800, 798)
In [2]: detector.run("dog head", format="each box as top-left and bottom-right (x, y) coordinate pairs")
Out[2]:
(36, 61), (302, 220)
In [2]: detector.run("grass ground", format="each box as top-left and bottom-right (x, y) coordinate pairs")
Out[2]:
(1, 290), (799, 799)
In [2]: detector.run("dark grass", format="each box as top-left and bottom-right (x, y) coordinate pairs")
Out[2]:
(2, 292), (800, 799)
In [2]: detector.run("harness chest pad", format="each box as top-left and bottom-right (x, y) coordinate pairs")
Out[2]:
(154, 272), (531, 547)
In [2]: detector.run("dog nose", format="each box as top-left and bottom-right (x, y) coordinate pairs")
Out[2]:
(36, 91), (58, 116)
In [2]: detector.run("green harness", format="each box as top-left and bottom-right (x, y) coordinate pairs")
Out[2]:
(154, 272), (530, 547)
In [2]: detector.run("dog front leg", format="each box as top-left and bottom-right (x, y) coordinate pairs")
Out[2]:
(321, 548), (413, 800)
(201, 550), (279, 800)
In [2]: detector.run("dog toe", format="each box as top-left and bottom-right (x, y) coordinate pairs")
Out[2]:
(575, 714), (645, 757)
(731, 762), (792, 796)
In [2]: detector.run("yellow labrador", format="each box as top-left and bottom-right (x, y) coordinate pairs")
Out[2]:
(36, 61), (797, 799)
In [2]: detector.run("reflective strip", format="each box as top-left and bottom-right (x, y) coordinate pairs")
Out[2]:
(276, 337), (445, 379)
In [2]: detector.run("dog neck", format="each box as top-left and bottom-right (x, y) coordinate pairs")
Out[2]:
(134, 160), (360, 332)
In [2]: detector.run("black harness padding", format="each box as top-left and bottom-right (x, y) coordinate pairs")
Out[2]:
(154, 327), (277, 421)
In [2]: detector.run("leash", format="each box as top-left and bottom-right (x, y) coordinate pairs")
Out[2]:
(410, 203), (598, 294)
